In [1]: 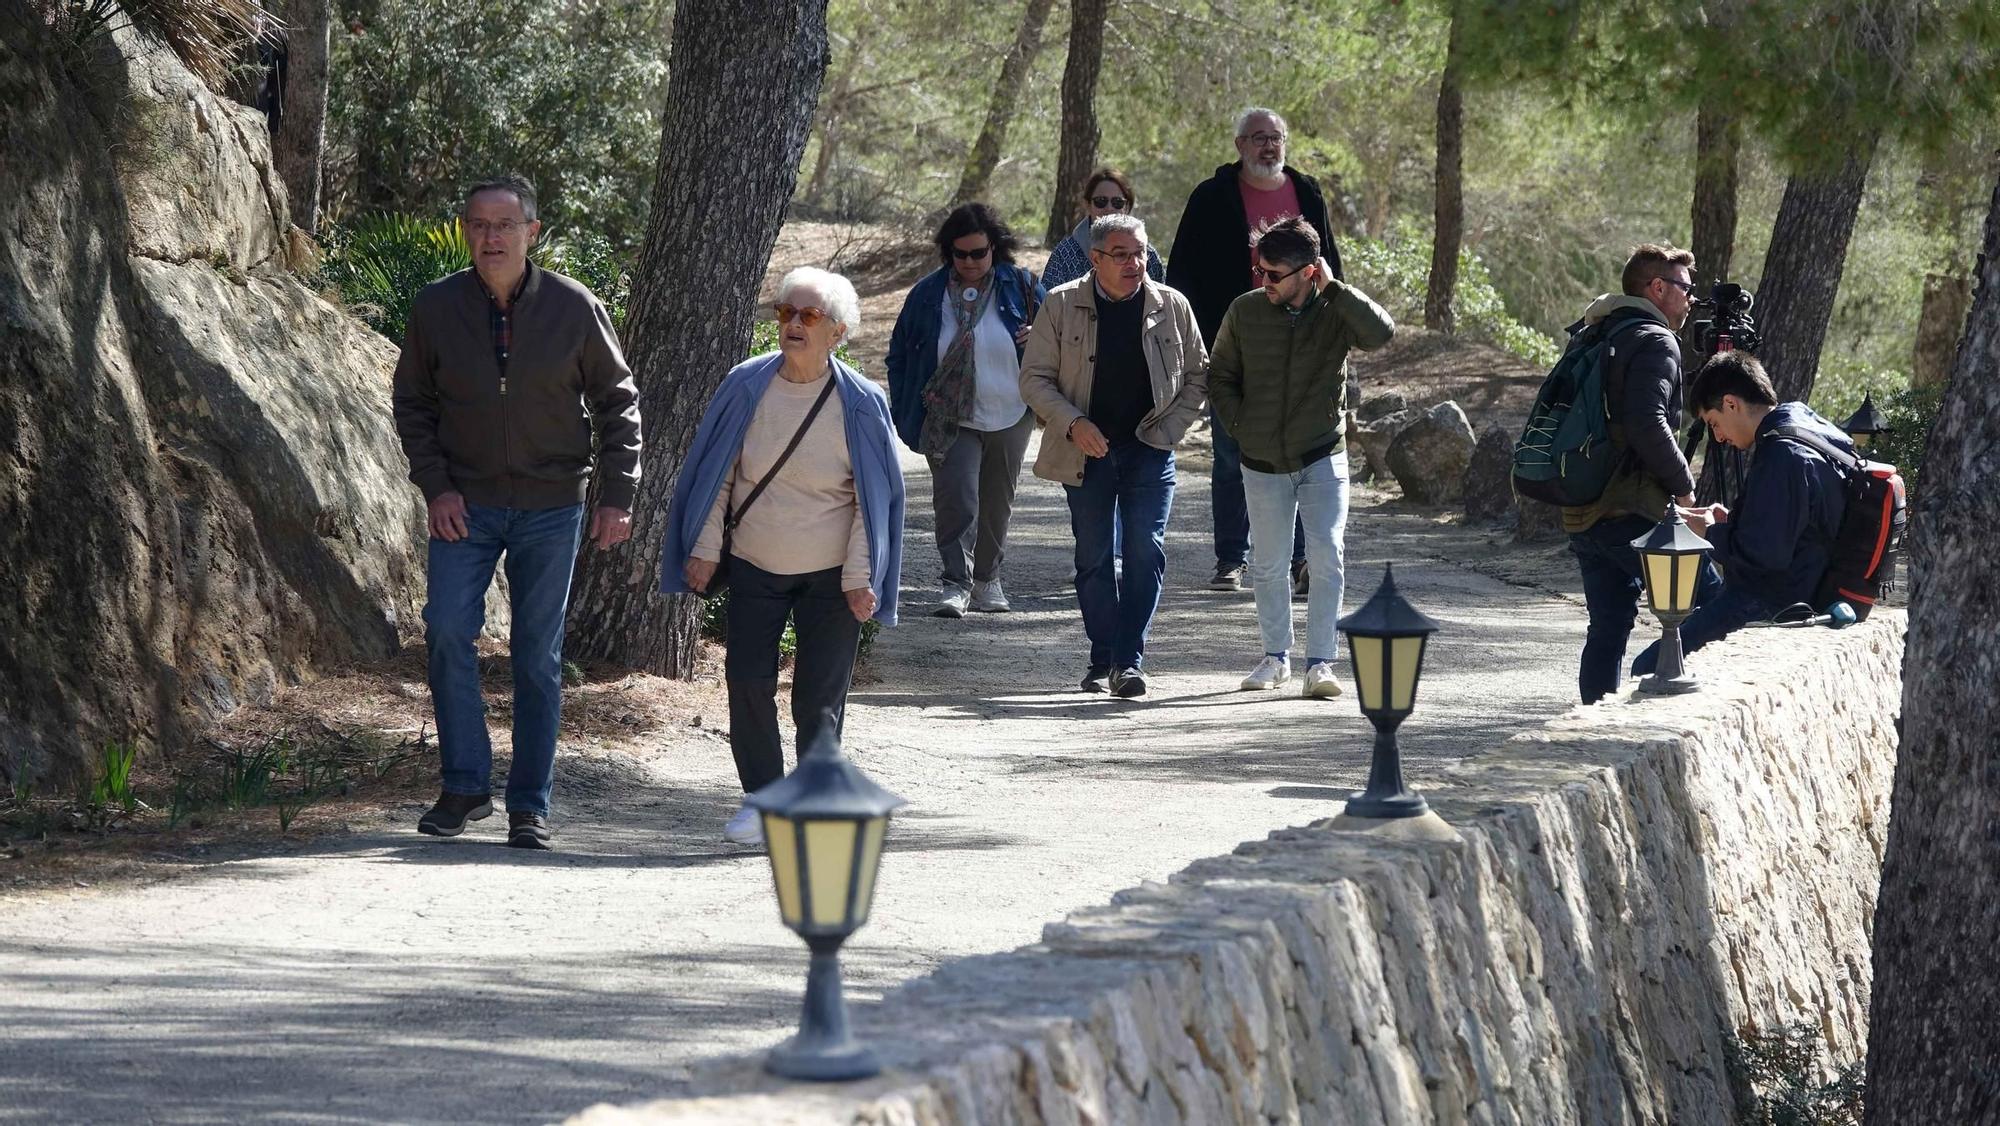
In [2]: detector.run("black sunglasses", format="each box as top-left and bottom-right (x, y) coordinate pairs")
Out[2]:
(1251, 262), (1306, 284)
(950, 245), (992, 261)
(1656, 276), (1695, 296)
(1090, 195), (1130, 211)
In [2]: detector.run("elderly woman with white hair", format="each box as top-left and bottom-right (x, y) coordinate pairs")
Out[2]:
(660, 267), (905, 846)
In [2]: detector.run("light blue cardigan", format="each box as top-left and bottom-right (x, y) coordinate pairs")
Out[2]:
(658, 352), (905, 624)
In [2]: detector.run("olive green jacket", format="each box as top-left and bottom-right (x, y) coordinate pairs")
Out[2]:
(1208, 279), (1395, 473)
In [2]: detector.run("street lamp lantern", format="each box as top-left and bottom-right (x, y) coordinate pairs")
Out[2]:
(745, 715), (907, 1081)
(1840, 392), (1890, 449)
(1629, 503), (1713, 695)
(1337, 563), (1442, 819)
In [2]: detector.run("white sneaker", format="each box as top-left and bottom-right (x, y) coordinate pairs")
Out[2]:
(1241, 655), (1291, 691)
(723, 803), (764, 846)
(935, 585), (971, 618)
(1303, 662), (1344, 699)
(970, 579), (1010, 613)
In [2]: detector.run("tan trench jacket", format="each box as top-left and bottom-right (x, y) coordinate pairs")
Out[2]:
(1017, 277), (1210, 486)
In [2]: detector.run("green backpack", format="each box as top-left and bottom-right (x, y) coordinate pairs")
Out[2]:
(1511, 317), (1644, 507)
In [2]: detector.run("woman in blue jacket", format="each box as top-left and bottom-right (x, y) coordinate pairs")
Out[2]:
(660, 266), (905, 847)
(886, 203), (1045, 618)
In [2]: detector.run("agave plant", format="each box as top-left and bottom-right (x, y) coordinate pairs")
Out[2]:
(319, 213), (635, 341)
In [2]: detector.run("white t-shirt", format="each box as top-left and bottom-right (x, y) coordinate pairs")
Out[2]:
(936, 291), (1027, 432)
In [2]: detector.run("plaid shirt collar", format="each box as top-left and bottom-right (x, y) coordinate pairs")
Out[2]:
(474, 263), (533, 373)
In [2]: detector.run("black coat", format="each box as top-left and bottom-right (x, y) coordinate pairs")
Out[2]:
(1164, 162), (1344, 347)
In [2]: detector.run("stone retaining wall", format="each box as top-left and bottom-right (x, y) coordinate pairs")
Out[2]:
(576, 616), (1903, 1125)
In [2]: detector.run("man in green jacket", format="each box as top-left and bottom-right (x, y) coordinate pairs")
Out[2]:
(1208, 217), (1394, 698)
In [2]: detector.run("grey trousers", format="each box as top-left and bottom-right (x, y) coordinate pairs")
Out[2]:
(926, 409), (1034, 588)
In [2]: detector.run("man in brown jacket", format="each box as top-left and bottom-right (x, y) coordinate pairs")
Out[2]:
(391, 175), (642, 849)
(1019, 214), (1208, 699)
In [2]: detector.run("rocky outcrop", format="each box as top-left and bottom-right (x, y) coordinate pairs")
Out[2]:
(1387, 400), (1476, 505)
(0, 20), (424, 783)
(1352, 407), (1417, 483)
(575, 616), (1905, 1125)
(1461, 424), (1516, 523)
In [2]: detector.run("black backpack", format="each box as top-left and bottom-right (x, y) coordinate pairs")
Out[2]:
(1765, 424), (1907, 622)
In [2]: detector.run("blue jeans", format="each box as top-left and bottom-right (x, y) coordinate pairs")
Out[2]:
(1630, 583), (1774, 677)
(1210, 406), (1304, 569)
(1065, 440), (1175, 671)
(423, 502), (585, 816)
(1569, 513), (1722, 704)
(1243, 452), (1350, 662)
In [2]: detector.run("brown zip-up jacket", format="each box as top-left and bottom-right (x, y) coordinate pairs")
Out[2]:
(391, 265), (642, 511)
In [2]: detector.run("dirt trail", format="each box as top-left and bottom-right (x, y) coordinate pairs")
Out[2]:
(0, 422), (1587, 1124)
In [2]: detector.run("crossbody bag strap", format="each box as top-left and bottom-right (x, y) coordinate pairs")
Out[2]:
(726, 371), (839, 530)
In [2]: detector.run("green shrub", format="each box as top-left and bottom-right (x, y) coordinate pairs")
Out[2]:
(85, 741), (137, 815)
(1870, 384), (1945, 496)
(1727, 1023), (1864, 1126)
(1344, 228), (1562, 368)
(318, 215), (633, 343)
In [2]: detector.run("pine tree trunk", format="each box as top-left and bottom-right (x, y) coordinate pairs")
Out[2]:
(800, 56), (853, 213)
(1044, 0), (1108, 246)
(1912, 271), (1972, 389)
(564, 0), (831, 677)
(1750, 140), (1878, 403)
(1688, 95), (1739, 289)
(1422, 6), (1465, 333)
(269, 0), (329, 233)
(955, 0), (1055, 207)
(1864, 172), (2000, 1124)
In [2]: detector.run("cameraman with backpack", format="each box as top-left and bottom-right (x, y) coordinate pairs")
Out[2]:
(1631, 352), (1852, 676)
(1562, 244), (1720, 703)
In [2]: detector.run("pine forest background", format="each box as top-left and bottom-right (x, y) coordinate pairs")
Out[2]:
(324, 0), (1998, 420)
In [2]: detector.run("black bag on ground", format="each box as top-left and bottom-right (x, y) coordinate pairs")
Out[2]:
(701, 374), (838, 599)
(1766, 424), (1907, 622)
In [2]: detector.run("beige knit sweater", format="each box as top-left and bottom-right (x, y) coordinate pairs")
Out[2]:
(693, 370), (870, 589)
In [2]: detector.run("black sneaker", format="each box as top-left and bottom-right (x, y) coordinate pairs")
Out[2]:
(1291, 559), (1310, 601)
(417, 791), (492, 837)
(1208, 563), (1245, 591)
(1081, 665), (1111, 693)
(507, 811), (553, 850)
(1110, 667), (1148, 699)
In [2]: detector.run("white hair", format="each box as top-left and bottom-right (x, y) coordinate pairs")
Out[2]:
(1089, 213), (1148, 250)
(777, 266), (861, 341)
(1233, 106), (1288, 138)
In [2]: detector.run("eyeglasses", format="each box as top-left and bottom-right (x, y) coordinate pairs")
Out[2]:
(465, 219), (531, 237)
(1251, 262), (1306, 284)
(773, 303), (830, 327)
(1089, 195), (1130, 211)
(1656, 276), (1696, 296)
(1091, 248), (1148, 265)
(950, 245), (992, 261)
(1239, 131), (1287, 146)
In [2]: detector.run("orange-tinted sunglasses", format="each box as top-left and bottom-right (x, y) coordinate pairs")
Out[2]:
(773, 303), (830, 327)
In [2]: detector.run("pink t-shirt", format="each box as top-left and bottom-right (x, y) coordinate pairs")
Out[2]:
(1239, 176), (1302, 275)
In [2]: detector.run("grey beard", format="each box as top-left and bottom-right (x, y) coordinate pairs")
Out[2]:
(1246, 158), (1284, 180)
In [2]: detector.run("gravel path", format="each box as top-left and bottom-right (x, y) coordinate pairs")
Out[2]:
(0, 435), (1585, 1125)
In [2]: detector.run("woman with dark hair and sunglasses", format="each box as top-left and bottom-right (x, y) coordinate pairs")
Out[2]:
(885, 202), (1047, 617)
(1040, 167), (1166, 291)
(659, 266), (906, 847)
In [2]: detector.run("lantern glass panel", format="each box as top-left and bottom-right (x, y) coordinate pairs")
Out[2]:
(851, 816), (888, 926)
(1643, 552), (1674, 613)
(764, 814), (803, 927)
(1673, 553), (1700, 612)
(1350, 635), (1386, 712)
(1390, 635), (1424, 711)
(805, 819), (860, 929)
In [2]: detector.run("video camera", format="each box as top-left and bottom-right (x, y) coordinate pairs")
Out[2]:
(1691, 282), (1760, 354)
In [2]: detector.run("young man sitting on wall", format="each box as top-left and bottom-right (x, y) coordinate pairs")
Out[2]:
(1631, 352), (1851, 676)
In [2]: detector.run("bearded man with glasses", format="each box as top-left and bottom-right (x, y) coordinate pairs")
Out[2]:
(1561, 242), (1721, 704)
(391, 174), (643, 849)
(1164, 107), (1344, 598)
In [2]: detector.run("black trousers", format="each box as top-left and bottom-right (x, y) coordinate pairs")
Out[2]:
(724, 557), (863, 793)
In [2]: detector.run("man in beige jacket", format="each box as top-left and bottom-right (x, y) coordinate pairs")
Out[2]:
(1019, 214), (1208, 699)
